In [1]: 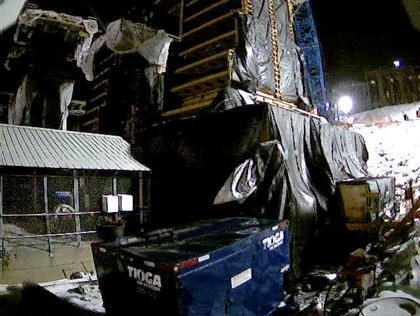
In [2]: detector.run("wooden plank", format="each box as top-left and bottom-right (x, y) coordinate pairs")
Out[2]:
(95, 67), (110, 80)
(185, 0), (229, 22)
(255, 90), (296, 109)
(86, 102), (106, 115)
(179, 30), (237, 60)
(181, 89), (222, 107)
(89, 92), (107, 104)
(175, 50), (229, 75)
(183, 12), (234, 39)
(186, 0), (201, 8)
(93, 79), (109, 91)
(162, 99), (215, 117)
(170, 70), (229, 97)
(82, 118), (100, 127)
(97, 54), (115, 67)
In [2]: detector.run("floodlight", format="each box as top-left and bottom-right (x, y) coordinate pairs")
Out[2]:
(338, 96), (353, 114)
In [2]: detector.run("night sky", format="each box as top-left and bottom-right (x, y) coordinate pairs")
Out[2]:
(311, 0), (420, 80)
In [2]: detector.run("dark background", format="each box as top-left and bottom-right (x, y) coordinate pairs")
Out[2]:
(311, 0), (420, 81)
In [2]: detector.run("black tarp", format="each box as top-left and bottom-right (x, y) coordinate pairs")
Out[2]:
(231, 0), (307, 104)
(213, 107), (368, 273)
(135, 104), (368, 274)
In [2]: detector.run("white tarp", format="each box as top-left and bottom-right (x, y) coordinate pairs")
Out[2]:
(0, 0), (26, 31)
(8, 75), (37, 125)
(59, 81), (75, 131)
(80, 19), (173, 81)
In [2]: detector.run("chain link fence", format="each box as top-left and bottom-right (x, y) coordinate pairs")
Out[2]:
(0, 174), (124, 254)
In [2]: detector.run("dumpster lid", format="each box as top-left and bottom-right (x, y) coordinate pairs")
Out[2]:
(120, 217), (279, 266)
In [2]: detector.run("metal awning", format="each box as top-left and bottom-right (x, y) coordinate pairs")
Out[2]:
(0, 124), (150, 172)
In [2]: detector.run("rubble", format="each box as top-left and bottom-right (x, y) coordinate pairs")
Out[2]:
(276, 115), (420, 315)
(42, 274), (105, 314)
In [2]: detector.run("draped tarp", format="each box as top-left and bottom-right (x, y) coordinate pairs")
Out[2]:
(212, 106), (368, 274)
(135, 104), (369, 275)
(231, 0), (308, 104)
(0, 0), (26, 31)
(80, 19), (172, 81)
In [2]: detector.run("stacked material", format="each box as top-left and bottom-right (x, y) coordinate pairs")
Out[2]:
(167, 0), (306, 115)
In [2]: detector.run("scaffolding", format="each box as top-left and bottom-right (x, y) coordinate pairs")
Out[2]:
(292, 0), (328, 107)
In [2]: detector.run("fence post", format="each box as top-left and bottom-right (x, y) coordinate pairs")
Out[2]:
(43, 177), (52, 255)
(73, 171), (82, 247)
(112, 177), (117, 196)
(139, 172), (144, 233)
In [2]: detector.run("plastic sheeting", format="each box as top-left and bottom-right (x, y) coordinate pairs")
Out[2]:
(10, 8), (98, 67)
(211, 106), (369, 274)
(8, 75), (38, 125)
(59, 81), (75, 131)
(231, 0), (307, 103)
(75, 19), (99, 70)
(0, 0), (26, 31)
(80, 19), (173, 81)
(136, 105), (369, 276)
(214, 107), (369, 219)
(8, 77), (75, 129)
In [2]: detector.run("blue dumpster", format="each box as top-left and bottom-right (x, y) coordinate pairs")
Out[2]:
(92, 217), (290, 315)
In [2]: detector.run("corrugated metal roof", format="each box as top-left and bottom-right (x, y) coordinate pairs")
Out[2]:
(0, 124), (150, 172)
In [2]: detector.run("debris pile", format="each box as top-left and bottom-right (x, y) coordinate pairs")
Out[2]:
(275, 116), (420, 314)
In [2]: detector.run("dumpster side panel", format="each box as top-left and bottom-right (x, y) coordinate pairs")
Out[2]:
(92, 245), (138, 316)
(92, 219), (290, 316)
(254, 226), (291, 315)
(179, 243), (256, 316)
(93, 244), (180, 315)
(177, 225), (291, 316)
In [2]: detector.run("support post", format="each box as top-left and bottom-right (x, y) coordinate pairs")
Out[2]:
(43, 177), (52, 255)
(73, 171), (82, 247)
(112, 177), (117, 196)
(139, 172), (144, 233)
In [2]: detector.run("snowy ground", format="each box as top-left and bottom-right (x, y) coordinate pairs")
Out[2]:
(0, 273), (105, 315)
(350, 104), (420, 200)
(349, 102), (420, 125)
(42, 274), (105, 314)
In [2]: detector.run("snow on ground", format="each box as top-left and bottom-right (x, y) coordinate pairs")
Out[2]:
(0, 273), (105, 314)
(350, 104), (420, 199)
(43, 280), (105, 314)
(41, 273), (105, 314)
(353, 120), (420, 187)
(350, 102), (420, 125)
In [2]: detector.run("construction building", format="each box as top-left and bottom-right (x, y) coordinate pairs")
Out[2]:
(0, 0), (419, 315)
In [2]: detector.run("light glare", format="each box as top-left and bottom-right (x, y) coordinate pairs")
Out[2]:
(338, 96), (353, 114)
